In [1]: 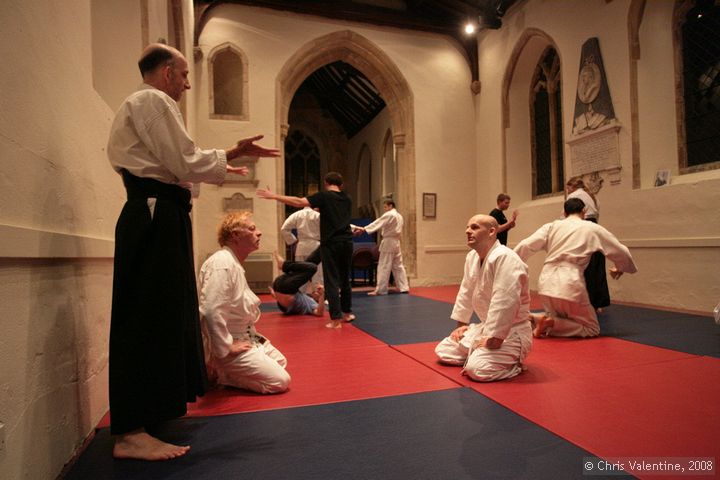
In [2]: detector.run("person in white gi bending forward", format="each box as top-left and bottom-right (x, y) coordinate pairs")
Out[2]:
(514, 198), (637, 338)
(435, 214), (533, 382)
(280, 206), (322, 292)
(356, 199), (409, 296)
(199, 211), (290, 395)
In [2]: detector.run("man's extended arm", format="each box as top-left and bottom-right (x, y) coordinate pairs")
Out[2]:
(256, 188), (310, 208)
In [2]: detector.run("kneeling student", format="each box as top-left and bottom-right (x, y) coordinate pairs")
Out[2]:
(435, 214), (532, 382)
(199, 212), (290, 394)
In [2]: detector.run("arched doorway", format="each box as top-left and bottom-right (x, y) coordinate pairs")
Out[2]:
(276, 30), (417, 276)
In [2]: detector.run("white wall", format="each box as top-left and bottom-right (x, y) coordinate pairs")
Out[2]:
(477, 0), (720, 312)
(0, 1), (190, 477)
(193, 5), (478, 283)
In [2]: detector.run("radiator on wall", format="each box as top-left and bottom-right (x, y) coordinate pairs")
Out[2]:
(244, 253), (273, 293)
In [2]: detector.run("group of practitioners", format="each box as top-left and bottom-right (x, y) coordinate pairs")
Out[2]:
(106, 40), (410, 461)
(105, 43), (636, 462)
(434, 183), (637, 383)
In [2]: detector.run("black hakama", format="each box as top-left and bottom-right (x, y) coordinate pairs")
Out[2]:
(109, 171), (207, 435)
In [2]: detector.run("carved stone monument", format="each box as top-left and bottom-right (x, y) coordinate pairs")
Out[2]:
(568, 37), (622, 185)
(222, 192), (253, 212)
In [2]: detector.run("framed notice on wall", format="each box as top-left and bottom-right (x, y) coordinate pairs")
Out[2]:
(423, 193), (437, 219)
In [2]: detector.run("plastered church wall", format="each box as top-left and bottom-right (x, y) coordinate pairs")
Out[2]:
(475, 0), (719, 312)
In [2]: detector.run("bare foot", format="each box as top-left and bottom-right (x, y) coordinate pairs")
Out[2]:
(273, 251), (285, 271)
(325, 320), (342, 329)
(113, 430), (190, 461)
(367, 291), (379, 296)
(343, 313), (356, 323)
(313, 286), (326, 317)
(530, 314), (554, 338)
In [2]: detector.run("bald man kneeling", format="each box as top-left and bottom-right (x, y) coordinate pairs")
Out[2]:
(434, 215), (533, 382)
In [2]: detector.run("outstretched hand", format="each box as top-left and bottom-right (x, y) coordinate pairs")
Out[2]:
(227, 165), (249, 176)
(227, 135), (280, 161)
(609, 267), (623, 280)
(256, 187), (276, 200)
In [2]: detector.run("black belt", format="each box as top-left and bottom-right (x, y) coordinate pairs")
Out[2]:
(121, 169), (191, 212)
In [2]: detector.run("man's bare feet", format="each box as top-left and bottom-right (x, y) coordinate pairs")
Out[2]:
(343, 313), (356, 322)
(367, 291), (380, 296)
(113, 429), (190, 461)
(325, 320), (342, 329)
(273, 250), (284, 271)
(530, 313), (554, 338)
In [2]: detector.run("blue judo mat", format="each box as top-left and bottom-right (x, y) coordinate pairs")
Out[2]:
(348, 293), (719, 357)
(65, 388), (616, 480)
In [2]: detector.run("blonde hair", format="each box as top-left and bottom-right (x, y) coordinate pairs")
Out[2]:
(217, 211), (253, 246)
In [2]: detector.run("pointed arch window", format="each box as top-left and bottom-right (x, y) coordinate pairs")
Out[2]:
(676, 0), (720, 172)
(530, 47), (564, 197)
(284, 129), (320, 215)
(209, 44), (248, 120)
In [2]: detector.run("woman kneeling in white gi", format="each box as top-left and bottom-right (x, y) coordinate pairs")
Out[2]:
(435, 214), (532, 382)
(199, 211), (290, 394)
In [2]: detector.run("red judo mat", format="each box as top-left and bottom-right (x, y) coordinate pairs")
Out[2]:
(96, 314), (458, 428)
(394, 338), (720, 466)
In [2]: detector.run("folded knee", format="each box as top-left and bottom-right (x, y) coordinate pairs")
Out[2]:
(465, 363), (522, 382)
(262, 371), (291, 394)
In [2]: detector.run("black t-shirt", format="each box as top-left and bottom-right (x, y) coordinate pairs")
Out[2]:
(307, 190), (353, 244)
(489, 208), (509, 245)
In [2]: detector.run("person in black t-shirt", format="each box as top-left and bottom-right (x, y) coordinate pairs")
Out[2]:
(257, 172), (355, 328)
(489, 193), (518, 246)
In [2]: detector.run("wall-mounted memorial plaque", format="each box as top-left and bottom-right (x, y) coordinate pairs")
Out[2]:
(222, 192), (253, 212)
(567, 123), (621, 176)
(568, 37), (622, 183)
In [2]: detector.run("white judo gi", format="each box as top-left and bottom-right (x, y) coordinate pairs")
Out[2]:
(514, 216), (637, 337)
(435, 243), (532, 382)
(363, 207), (410, 294)
(199, 247), (290, 394)
(281, 207), (322, 289)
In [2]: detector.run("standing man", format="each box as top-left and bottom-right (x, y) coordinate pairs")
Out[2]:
(258, 172), (354, 329)
(355, 199), (409, 296)
(434, 215), (532, 382)
(107, 43), (278, 461)
(199, 212), (290, 395)
(280, 206), (322, 291)
(489, 193), (518, 246)
(514, 198), (637, 338)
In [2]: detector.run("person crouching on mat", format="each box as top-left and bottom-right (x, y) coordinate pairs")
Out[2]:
(199, 211), (290, 394)
(270, 250), (326, 317)
(434, 214), (532, 382)
(514, 198), (637, 338)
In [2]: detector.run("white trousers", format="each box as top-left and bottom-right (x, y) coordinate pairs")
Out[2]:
(213, 340), (291, 394)
(375, 249), (409, 294)
(540, 294), (599, 337)
(434, 322), (532, 382)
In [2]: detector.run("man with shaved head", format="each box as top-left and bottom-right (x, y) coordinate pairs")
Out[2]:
(107, 43), (278, 460)
(434, 214), (533, 382)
